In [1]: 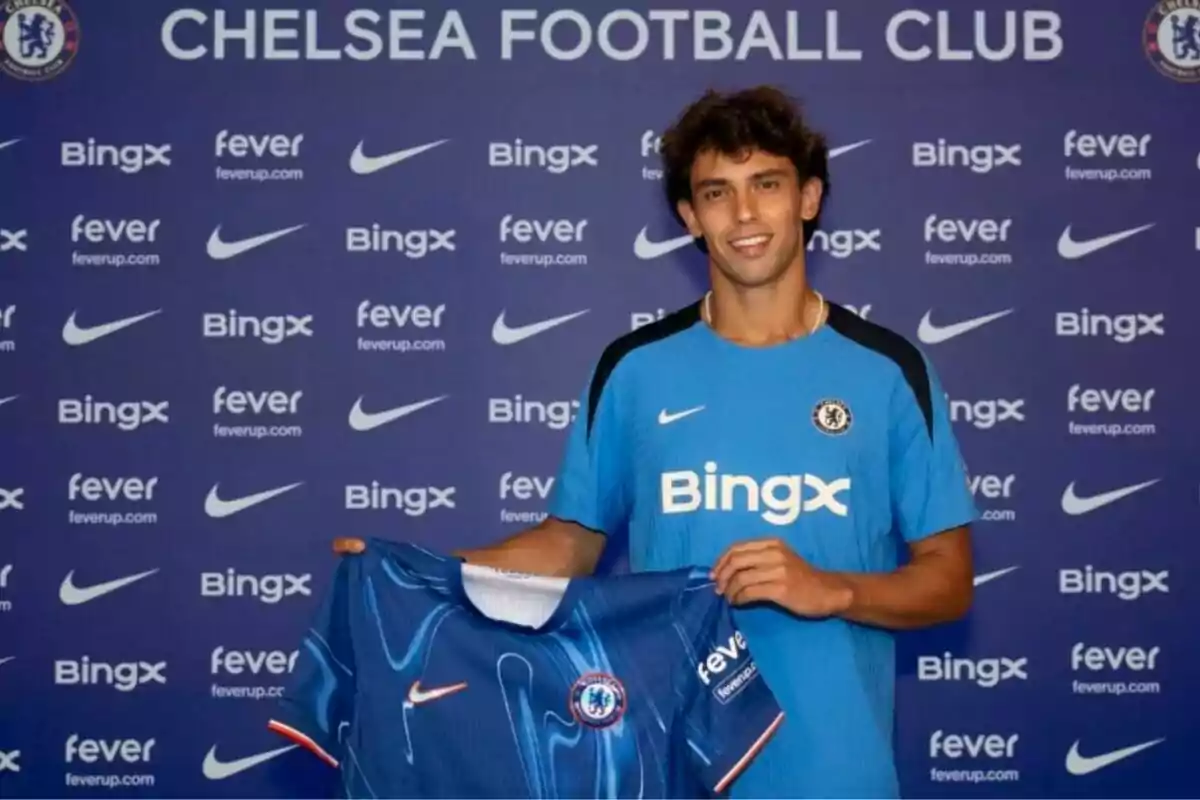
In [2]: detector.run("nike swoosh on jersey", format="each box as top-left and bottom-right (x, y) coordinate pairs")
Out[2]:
(973, 566), (1019, 586)
(349, 139), (449, 175)
(202, 744), (297, 781)
(658, 406), (705, 425)
(1065, 738), (1165, 776)
(492, 309), (589, 345)
(62, 309), (162, 346)
(1057, 223), (1155, 260)
(828, 139), (872, 158)
(917, 308), (1014, 344)
(204, 482), (303, 519)
(349, 395), (447, 432)
(1061, 479), (1159, 516)
(59, 568), (159, 606)
(206, 224), (306, 260)
(633, 227), (694, 260)
(407, 680), (468, 705)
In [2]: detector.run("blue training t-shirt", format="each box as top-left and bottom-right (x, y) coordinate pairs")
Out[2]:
(548, 299), (979, 799)
(269, 538), (785, 798)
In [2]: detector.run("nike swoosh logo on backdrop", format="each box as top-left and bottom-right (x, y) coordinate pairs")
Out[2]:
(204, 482), (303, 519)
(1061, 479), (1160, 516)
(59, 568), (159, 606)
(633, 227), (694, 260)
(349, 395), (447, 432)
(0, 396), (16, 409)
(0, 139), (20, 152)
(407, 680), (468, 705)
(492, 310), (589, 345)
(1065, 738), (1165, 776)
(206, 224), (305, 260)
(0, 656), (14, 668)
(973, 566), (1019, 586)
(658, 406), (705, 425)
(202, 744), (297, 781)
(1057, 223), (1154, 260)
(349, 139), (449, 175)
(62, 309), (162, 346)
(829, 139), (872, 158)
(917, 308), (1014, 344)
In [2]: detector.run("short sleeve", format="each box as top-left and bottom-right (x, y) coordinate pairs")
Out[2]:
(890, 353), (979, 543)
(676, 592), (785, 795)
(547, 363), (629, 536)
(268, 559), (357, 768)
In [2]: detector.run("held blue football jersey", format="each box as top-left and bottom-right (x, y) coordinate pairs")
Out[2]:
(549, 300), (980, 799)
(268, 538), (784, 798)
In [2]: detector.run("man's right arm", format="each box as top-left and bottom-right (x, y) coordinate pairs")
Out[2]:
(332, 517), (603, 577)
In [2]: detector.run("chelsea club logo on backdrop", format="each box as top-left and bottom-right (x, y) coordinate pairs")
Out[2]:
(569, 673), (627, 729)
(0, 0), (80, 82)
(1144, 0), (1200, 82)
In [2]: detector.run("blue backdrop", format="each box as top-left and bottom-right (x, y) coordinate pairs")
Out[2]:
(2, 0), (1199, 797)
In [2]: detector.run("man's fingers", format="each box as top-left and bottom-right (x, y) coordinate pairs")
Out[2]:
(726, 567), (785, 605)
(711, 538), (782, 577)
(713, 549), (783, 594)
(333, 537), (365, 555)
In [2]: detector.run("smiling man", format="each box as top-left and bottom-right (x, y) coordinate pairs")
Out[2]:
(336, 85), (978, 798)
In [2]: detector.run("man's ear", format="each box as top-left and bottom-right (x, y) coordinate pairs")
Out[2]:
(799, 177), (824, 222)
(677, 199), (703, 238)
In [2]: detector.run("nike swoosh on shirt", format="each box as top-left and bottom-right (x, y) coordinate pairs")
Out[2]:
(407, 680), (468, 705)
(349, 395), (447, 432)
(202, 744), (297, 781)
(1061, 479), (1159, 516)
(917, 308), (1013, 344)
(829, 139), (872, 158)
(204, 482), (303, 519)
(658, 406), (705, 425)
(59, 568), (159, 606)
(633, 227), (694, 260)
(0, 139), (20, 152)
(349, 139), (449, 175)
(492, 309), (589, 345)
(1065, 738), (1165, 776)
(1057, 223), (1154, 260)
(206, 224), (306, 260)
(973, 566), (1019, 586)
(62, 309), (162, 346)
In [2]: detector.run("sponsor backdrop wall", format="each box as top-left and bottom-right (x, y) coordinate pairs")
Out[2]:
(2, 1), (1198, 798)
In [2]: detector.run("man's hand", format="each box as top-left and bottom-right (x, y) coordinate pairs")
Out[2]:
(711, 538), (853, 618)
(333, 537), (365, 555)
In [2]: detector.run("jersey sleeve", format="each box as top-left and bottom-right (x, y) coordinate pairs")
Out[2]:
(889, 353), (979, 543)
(547, 362), (629, 536)
(267, 558), (357, 769)
(675, 587), (785, 795)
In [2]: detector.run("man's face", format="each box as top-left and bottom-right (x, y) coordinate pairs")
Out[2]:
(677, 148), (821, 289)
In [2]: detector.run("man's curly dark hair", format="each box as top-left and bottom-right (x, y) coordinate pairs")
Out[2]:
(660, 86), (830, 245)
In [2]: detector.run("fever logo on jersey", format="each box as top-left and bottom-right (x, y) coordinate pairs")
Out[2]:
(812, 398), (852, 435)
(569, 673), (627, 728)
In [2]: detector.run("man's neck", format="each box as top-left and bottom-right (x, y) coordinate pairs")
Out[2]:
(705, 269), (819, 346)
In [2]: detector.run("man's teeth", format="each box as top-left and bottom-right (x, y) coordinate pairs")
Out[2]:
(732, 235), (769, 247)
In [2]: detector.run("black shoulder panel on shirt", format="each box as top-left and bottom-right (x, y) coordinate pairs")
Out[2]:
(587, 299), (703, 438)
(825, 302), (934, 439)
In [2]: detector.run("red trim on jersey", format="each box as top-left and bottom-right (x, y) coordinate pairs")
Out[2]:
(267, 719), (339, 768)
(713, 711), (785, 794)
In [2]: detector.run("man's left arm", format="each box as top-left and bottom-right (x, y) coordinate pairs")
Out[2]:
(713, 355), (978, 630)
(837, 356), (978, 628)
